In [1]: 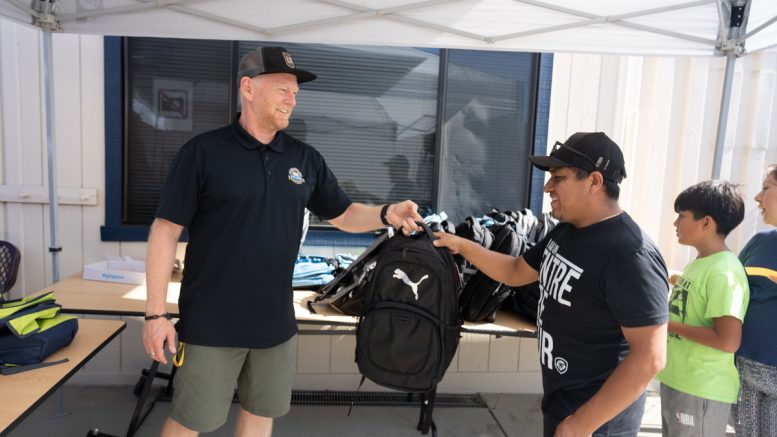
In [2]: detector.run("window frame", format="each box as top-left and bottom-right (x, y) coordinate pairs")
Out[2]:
(100, 37), (553, 245)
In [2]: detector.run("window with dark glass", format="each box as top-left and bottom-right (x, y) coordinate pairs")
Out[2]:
(112, 37), (544, 238)
(438, 50), (538, 221)
(124, 38), (233, 224)
(239, 42), (438, 220)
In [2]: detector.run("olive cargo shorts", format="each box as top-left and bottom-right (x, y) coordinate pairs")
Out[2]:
(170, 335), (297, 432)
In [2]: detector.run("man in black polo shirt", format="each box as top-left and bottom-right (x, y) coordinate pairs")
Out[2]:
(433, 132), (668, 437)
(142, 46), (423, 437)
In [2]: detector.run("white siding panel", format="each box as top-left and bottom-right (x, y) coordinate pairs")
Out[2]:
(547, 53), (572, 146)
(18, 25), (47, 292)
(656, 58), (711, 269)
(0, 21), (23, 298)
(727, 55), (777, 251)
(80, 34), (119, 266)
(565, 54), (602, 133)
(0, 24), (9, 244)
(447, 345), (460, 373)
(51, 34), (85, 279)
(297, 325), (332, 373)
(518, 338), (540, 372)
(330, 334), (358, 373)
(625, 58), (676, 239)
(22, 204), (46, 291)
(699, 60), (725, 185)
(487, 335), (519, 372)
(595, 55), (621, 135)
(550, 51), (777, 272)
(55, 206), (84, 277)
(747, 55), (777, 237)
(52, 34), (82, 186)
(720, 65), (745, 184)
(2, 205), (24, 300)
(457, 332), (490, 372)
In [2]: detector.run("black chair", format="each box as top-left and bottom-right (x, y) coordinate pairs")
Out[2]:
(0, 241), (21, 300)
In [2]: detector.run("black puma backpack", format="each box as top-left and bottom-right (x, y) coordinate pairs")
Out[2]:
(355, 223), (462, 435)
(312, 231), (391, 316)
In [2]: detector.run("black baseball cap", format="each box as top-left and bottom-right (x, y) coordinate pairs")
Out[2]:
(237, 46), (317, 84)
(529, 132), (627, 183)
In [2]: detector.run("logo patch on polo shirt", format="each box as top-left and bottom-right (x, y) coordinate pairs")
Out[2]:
(288, 167), (305, 184)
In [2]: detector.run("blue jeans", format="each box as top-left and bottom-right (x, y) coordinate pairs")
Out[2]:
(544, 392), (646, 437)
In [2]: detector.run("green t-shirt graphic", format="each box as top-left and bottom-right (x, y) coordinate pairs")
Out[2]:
(657, 251), (749, 403)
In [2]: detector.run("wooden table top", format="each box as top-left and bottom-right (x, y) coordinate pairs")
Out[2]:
(0, 319), (126, 436)
(40, 274), (536, 337)
(39, 274), (181, 317)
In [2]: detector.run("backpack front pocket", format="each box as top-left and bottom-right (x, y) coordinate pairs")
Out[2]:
(357, 304), (442, 391)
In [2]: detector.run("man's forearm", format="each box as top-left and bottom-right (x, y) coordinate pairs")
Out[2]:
(570, 353), (657, 431)
(458, 241), (538, 287)
(328, 203), (383, 233)
(145, 219), (182, 315)
(564, 324), (666, 434)
(329, 200), (423, 233)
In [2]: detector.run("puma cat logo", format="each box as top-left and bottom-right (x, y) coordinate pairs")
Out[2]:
(392, 268), (429, 300)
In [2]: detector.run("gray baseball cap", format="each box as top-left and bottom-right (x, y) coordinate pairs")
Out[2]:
(237, 46), (317, 84)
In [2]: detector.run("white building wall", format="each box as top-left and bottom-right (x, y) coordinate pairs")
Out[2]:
(548, 52), (777, 272)
(1, 18), (776, 392)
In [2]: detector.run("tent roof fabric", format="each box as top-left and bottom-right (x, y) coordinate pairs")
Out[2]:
(2, 0), (777, 56)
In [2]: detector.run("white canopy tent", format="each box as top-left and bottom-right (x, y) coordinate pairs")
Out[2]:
(2, 0), (777, 55)
(1, 0), (777, 282)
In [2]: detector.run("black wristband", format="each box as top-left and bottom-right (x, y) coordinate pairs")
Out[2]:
(380, 204), (391, 226)
(144, 313), (173, 321)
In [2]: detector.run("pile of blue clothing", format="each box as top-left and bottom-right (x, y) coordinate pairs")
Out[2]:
(292, 254), (356, 288)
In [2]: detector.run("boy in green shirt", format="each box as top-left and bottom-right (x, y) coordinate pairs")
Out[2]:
(657, 180), (749, 437)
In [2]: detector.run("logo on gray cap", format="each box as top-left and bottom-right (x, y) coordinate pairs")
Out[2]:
(282, 52), (295, 68)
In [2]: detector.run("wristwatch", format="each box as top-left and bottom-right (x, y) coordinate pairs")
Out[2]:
(380, 204), (391, 226)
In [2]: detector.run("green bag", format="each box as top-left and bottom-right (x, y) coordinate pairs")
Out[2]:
(0, 292), (79, 375)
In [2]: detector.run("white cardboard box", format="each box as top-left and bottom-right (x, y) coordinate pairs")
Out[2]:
(83, 259), (146, 285)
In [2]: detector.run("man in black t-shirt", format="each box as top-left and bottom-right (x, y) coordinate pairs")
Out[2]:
(141, 47), (423, 437)
(434, 132), (668, 437)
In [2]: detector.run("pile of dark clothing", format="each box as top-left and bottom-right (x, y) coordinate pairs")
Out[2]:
(445, 208), (558, 323)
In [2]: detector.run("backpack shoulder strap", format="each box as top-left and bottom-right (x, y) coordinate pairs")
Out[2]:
(0, 358), (69, 375)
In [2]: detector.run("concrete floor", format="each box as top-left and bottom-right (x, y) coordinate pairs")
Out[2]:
(5, 385), (678, 437)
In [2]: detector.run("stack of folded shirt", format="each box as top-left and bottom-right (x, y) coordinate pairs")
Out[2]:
(292, 255), (334, 288)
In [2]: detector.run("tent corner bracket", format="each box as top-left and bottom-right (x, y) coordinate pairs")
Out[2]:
(30, 0), (61, 32)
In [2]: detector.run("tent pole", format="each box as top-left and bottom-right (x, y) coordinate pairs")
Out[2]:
(42, 29), (61, 283)
(712, 0), (749, 179)
(712, 53), (736, 179)
(37, 1), (67, 418)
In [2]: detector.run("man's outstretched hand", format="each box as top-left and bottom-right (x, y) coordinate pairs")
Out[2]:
(387, 200), (424, 234)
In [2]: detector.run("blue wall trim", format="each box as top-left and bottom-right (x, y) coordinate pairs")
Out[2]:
(529, 53), (553, 216)
(302, 230), (377, 247)
(101, 36), (125, 241)
(101, 225), (149, 241)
